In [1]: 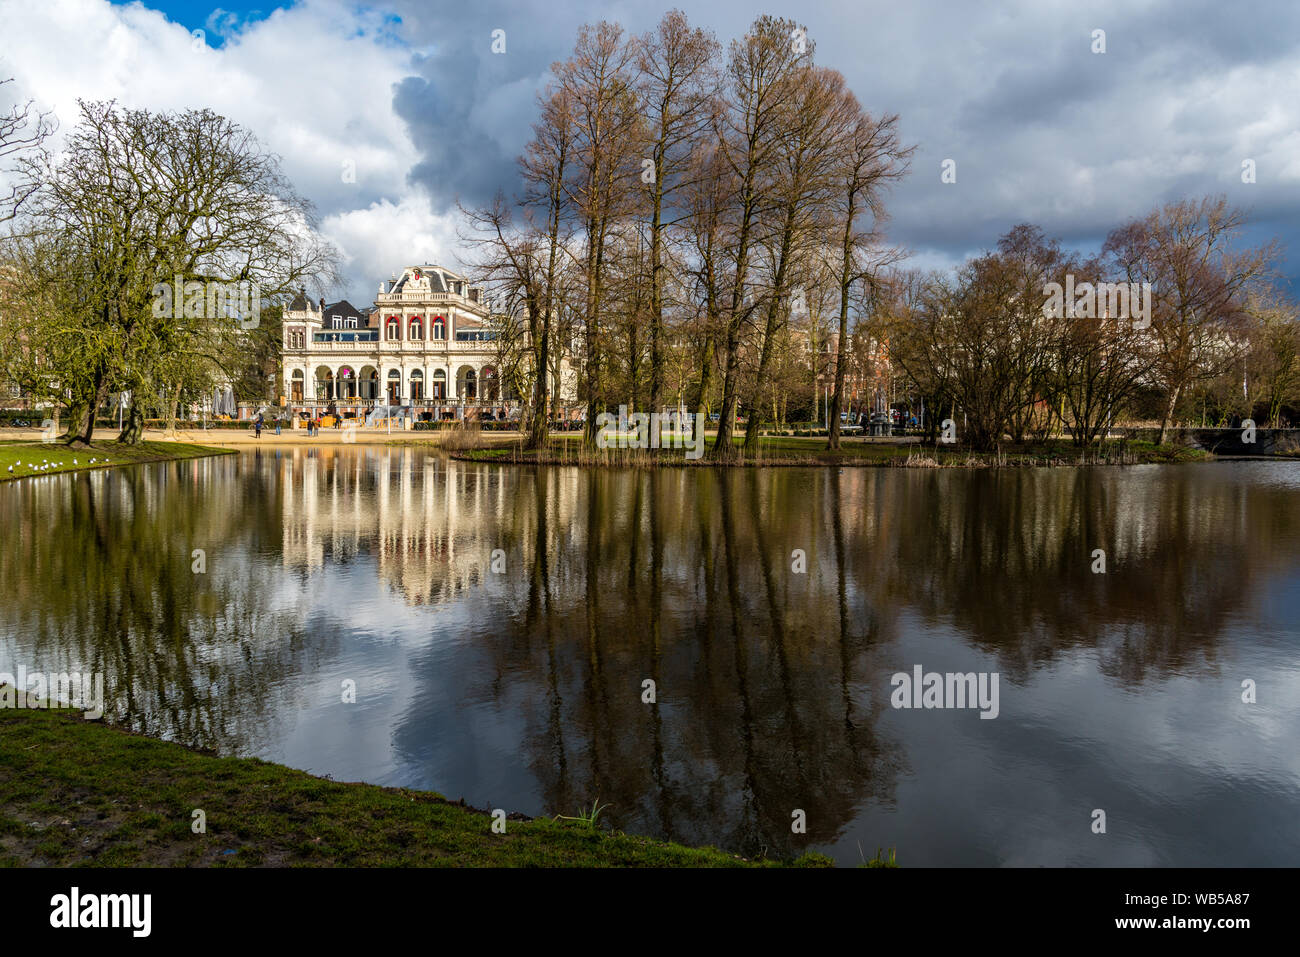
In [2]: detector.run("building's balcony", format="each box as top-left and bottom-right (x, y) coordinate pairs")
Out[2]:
(285, 398), (518, 410)
(288, 341), (376, 352)
(375, 291), (489, 315)
(375, 340), (495, 352)
(285, 339), (497, 355)
(377, 291), (456, 303)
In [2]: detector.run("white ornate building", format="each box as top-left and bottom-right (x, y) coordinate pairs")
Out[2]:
(281, 264), (536, 422)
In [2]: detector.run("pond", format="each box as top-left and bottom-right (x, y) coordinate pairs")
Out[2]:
(2, 447), (1298, 865)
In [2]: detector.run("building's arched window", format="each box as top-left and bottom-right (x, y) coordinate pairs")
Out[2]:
(433, 317), (445, 340)
(386, 316), (400, 339)
(409, 317), (422, 340)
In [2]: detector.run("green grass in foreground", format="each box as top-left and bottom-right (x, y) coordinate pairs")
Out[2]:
(0, 705), (835, 867)
(452, 434), (1214, 468)
(0, 440), (233, 481)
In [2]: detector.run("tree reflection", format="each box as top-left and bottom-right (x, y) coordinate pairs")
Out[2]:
(3, 451), (1296, 858)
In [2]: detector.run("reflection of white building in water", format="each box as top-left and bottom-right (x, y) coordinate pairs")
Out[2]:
(277, 448), (578, 606)
(281, 264), (571, 422)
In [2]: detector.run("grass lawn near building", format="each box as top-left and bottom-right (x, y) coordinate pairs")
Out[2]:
(0, 440), (234, 482)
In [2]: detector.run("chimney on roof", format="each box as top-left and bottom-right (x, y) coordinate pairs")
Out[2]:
(319, 297), (325, 313)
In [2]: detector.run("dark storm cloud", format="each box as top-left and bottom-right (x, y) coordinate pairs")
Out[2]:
(386, 0), (588, 210)
(378, 0), (1300, 282)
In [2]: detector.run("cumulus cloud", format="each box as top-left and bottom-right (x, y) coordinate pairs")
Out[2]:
(3, 0), (1297, 297)
(383, 0), (1300, 280)
(0, 0), (420, 295)
(322, 192), (464, 296)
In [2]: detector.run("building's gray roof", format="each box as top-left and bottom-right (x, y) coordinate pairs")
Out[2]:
(391, 266), (461, 295)
(324, 299), (364, 319)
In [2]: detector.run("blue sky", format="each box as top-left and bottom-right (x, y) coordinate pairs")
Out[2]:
(6, 0), (1299, 300)
(110, 0), (288, 40)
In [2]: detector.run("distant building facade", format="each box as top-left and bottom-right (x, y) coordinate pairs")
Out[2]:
(281, 264), (538, 421)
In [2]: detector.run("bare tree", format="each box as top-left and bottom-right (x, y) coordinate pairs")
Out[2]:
(739, 66), (855, 450)
(681, 138), (731, 415)
(635, 10), (719, 413)
(0, 77), (53, 222)
(555, 22), (642, 448)
(710, 15), (810, 460)
(824, 105), (911, 449)
(1104, 196), (1276, 444)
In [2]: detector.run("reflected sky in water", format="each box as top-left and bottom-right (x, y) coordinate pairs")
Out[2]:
(2, 448), (1298, 865)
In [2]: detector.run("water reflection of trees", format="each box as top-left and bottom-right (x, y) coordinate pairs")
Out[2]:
(0, 456), (314, 753)
(474, 463), (1298, 856)
(481, 467), (905, 857)
(4, 450), (1293, 858)
(874, 466), (1300, 683)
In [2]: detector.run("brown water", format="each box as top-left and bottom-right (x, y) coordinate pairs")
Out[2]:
(2, 446), (1298, 865)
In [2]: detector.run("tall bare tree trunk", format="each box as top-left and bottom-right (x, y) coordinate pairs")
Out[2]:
(827, 273), (852, 450)
(1157, 384), (1181, 445)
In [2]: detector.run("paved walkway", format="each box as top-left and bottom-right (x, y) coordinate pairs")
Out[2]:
(0, 426), (519, 447)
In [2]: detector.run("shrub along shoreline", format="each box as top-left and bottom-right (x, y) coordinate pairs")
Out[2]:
(447, 435), (1215, 469)
(0, 704), (835, 867)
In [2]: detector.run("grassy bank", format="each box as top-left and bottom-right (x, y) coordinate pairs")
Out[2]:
(0, 440), (234, 482)
(452, 435), (1214, 468)
(0, 705), (835, 867)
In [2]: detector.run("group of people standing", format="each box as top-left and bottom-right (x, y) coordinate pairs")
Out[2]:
(251, 413), (284, 438)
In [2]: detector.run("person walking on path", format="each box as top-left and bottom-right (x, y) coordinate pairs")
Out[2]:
(254, 413), (263, 439)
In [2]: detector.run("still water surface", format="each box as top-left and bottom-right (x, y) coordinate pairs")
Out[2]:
(2, 447), (1298, 865)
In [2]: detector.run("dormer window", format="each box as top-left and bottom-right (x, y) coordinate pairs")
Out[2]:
(331, 314), (341, 329)
(346, 316), (357, 329)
